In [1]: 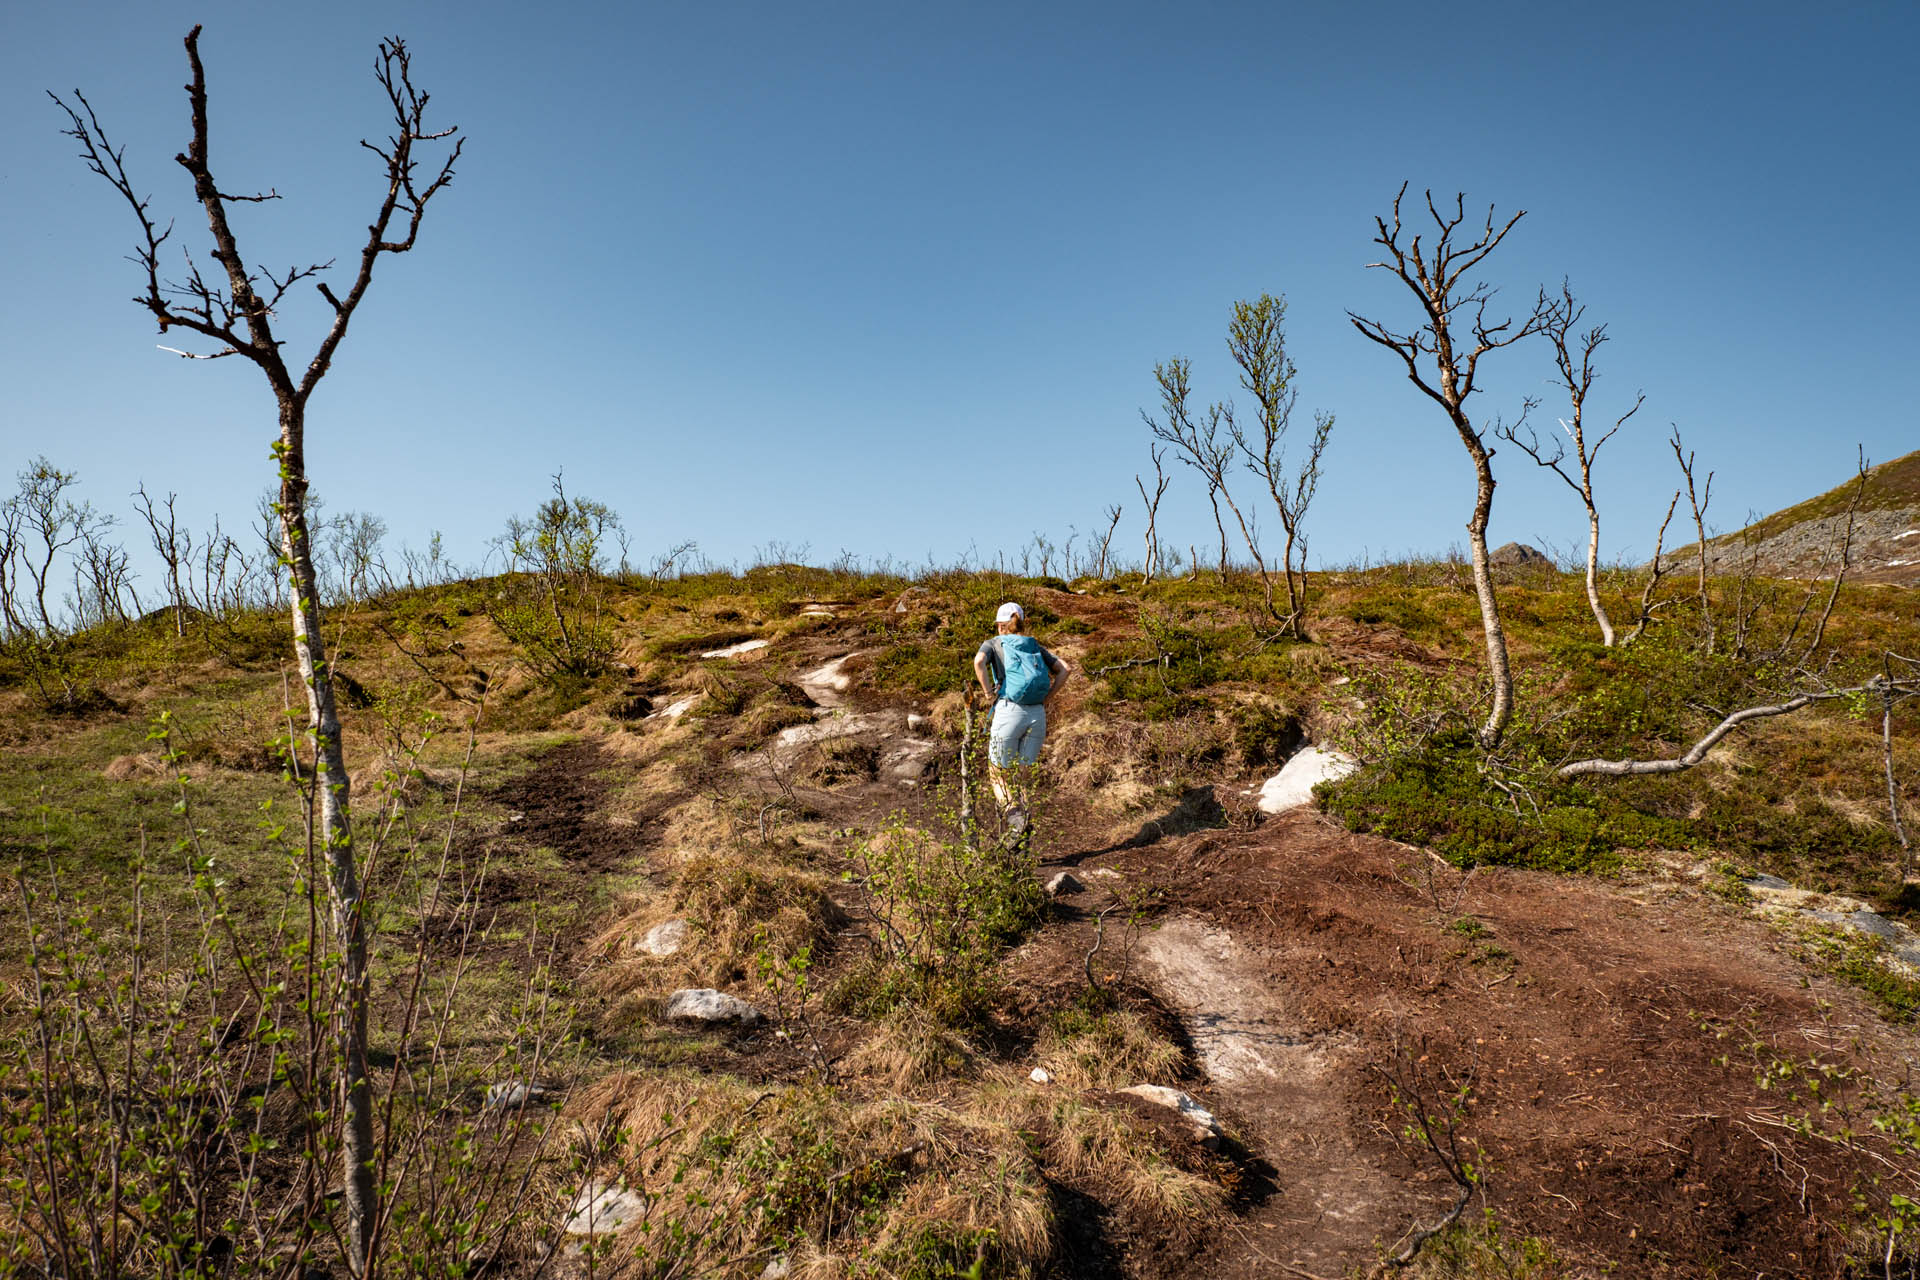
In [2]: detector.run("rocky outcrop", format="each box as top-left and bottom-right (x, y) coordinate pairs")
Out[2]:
(1488, 541), (1551, 568)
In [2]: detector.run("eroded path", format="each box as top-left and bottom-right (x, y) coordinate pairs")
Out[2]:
(1139, 917), (1396, 1275)
(1055, 809), (1895, 1277)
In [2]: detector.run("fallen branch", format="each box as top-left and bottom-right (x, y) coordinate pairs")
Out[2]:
(1559, 675), (1917, 778)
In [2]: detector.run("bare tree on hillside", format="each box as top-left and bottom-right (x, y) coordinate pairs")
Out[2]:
(1349, 186), (1547, 748)
(71, 518), (138, 627)
(1496, 281), (1642, 647)
(10, 457), (98, 635)
(1145, 358), (1253, 584)
(1137, 445), (1170, 584)
(1225, 293), (1332, 638)
(133, 484), (193, 636)
(1669, 427), (1716, 651)
(1093, 503), (1122, 579)
(0, 500), (24, 638)
(54, 27), (461, 1271)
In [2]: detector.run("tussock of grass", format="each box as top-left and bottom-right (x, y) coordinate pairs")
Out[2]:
(845, 1007), (979, 1091)
(566, 1074), (1056, 1278)
(975, 1084), (1229, 1225)
(1037, 1004), (1185, 1091)
(590, 853), (841, 994)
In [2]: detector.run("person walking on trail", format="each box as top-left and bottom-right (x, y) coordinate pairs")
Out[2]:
(972, 601), (1070, 825)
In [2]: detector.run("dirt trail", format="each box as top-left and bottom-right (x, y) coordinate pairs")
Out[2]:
(1140, 917), (1397, 1274)
(1059, 808), (1897, 1277)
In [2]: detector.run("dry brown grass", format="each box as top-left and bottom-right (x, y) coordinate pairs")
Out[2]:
(844, 1007), (980, 1092)
(564, 1074), (1056, 1277)
(974, 1081), (1229, 1225)
(588, 852), (842, 993)
(1036, 1006), (1184, 1091)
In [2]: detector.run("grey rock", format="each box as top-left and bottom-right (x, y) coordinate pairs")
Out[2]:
(649, 694), (702, 722)
(484, 1079), (557, 1109)
(1744, 873), (1793, 890)
(701, 638), (771, 659)
(662, 988), (765, 1027)
(882, 738), (940, 782)
(1045, 871), (1084, 896)
(1489, 541), (1552, 568)
(796, 654), (857, 707)
(637, 919), (690, 957)
(1808, 909), (1903, 944)
(564, 1181), (648, 1235)
(759, 1259), (792, 1280)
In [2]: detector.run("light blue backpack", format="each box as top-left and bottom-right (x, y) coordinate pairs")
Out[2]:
(996, 635), (1052, 705)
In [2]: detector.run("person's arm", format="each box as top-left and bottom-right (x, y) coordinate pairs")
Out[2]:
(973, 649), (998, 702)
(1043, 651), (1070, 707)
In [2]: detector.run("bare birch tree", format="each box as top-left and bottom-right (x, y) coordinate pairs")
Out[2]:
(1225, 293), (1332, 638)
(1669, 427), (1716, 652)
(1145, 359), (1259, 586)
(133, 484), (193, 636)
(54, 27), (462, 1273)
(1496, 282), (1642, 647)
(1093, 503), (1122, 579)
(11, 457), (95, 635)
(1349, 186), (1546, 748)
(1137, 445), (1170, 584)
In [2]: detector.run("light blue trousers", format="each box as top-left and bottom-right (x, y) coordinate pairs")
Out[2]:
(989, 700), (1047, 768)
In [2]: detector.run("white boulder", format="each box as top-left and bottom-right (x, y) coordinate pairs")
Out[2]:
(485, 1079), (556, 1109)
(662, 988), (765, 1027)
(1255, 746), (1359, 814)
(564, 1180), (648, 1235)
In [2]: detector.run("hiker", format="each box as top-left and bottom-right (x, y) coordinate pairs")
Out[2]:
(971, 601), (1070, 822)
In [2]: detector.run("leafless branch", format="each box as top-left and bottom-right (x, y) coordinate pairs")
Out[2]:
(1559, 675), (1919, 778)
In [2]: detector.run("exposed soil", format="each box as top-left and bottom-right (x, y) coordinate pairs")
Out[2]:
(489, 667), (1916, 1277)
(1039, 809), (1898, 1278)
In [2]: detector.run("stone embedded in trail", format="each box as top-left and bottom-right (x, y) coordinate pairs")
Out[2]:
(636, 919), (690, 957)
(796, 653), (858, 707)
(881, 738), (939, 783)
(774, 710), (902, 750)
(1256, 746), (1360, 814)
(564, 1180), (648, 1235)
(1030, 1066), (1053, 1084)
(1119, 1084), (1223, 1140)
(663, 988), (765, 1027)
(701, 637), (771, 659)
(1045, 871), (1084, 896)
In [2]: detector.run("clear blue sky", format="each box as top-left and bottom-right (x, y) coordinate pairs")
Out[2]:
(3, 0), (1915, 578)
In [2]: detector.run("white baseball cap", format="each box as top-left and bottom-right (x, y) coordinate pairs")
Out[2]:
(995, 601), (1024, 623)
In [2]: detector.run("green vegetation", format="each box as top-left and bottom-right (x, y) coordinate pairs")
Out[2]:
(1, 539), (1915, 1274)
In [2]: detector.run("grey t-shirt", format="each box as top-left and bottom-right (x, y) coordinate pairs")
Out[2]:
(977, 635), (1059, 691)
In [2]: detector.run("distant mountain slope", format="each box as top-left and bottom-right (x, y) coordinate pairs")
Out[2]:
(1681, 449), (1920, 585)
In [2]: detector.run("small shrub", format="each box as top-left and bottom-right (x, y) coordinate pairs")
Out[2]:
(846, 819), (1046, 1025)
